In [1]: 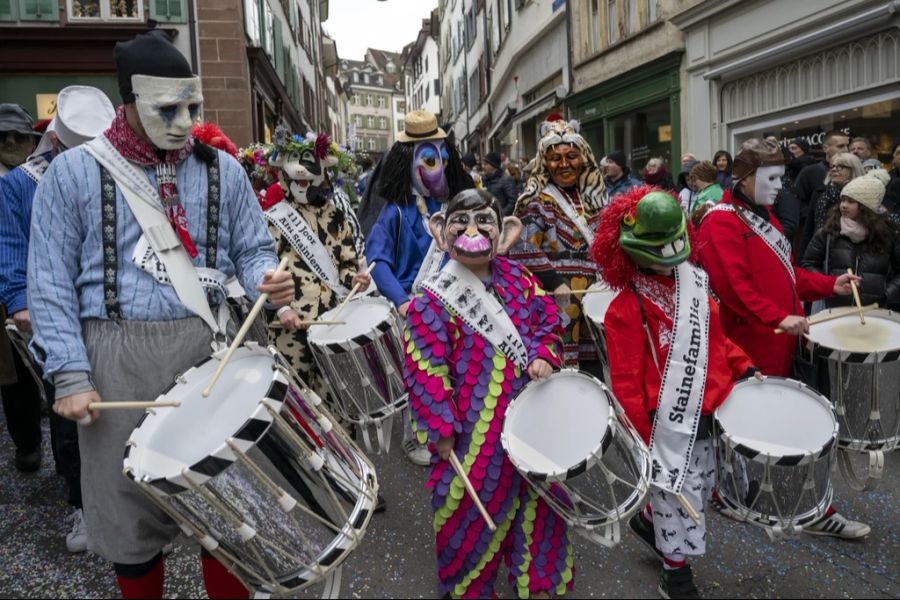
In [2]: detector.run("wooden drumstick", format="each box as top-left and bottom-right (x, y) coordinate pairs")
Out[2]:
(331, 261), (377, 321)
(552, 287), (611, 296)
(773, 303), (878, 333)
(88, 401), (181, 410)
(449, 452), (497, 532)
(204, 256), (290, 397)
(847, 268), (866, 325)
(676, 493), (702, 526)
(269, 320), (347, 329)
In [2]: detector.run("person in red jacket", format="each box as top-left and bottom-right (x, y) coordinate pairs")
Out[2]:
(696, 139), (870, 540)
(592, 186), (758, 599)
(696, 138), (857, 376)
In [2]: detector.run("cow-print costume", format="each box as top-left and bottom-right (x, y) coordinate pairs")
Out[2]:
(267, 197), (362, 411)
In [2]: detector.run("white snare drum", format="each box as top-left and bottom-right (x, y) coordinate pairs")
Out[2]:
(124, 344), (377, 597)
(581, 283), (618, 383)
(715, 377), (837, 534)
(801, 308), (900, 490)
(308, 297), (408, 453)
(502, 369), (651, 548)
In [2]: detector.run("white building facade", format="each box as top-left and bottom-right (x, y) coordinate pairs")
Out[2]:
(673, 0), (900, 162)
(485, 0), (569, 162)
(404, 15), (442, 119)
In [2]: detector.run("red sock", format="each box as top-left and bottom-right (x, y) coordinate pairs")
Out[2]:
(201, 553), (249, 599)
(116, 558), (164, 599)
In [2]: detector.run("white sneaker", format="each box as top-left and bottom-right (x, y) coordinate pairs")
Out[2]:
(65, 508), (87, 553)
(805, 510), (871, 539)
(402, 439), (431, 467)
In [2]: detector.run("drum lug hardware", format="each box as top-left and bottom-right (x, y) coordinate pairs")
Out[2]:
(759, 482), (774, 493)
(869, 409), (881, 420)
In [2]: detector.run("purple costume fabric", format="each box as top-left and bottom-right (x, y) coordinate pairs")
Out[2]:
(404, 256), (575, 598)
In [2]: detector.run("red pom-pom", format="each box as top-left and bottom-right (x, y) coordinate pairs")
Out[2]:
(33, 119), (52, 134)
(192, 122), (238, 157)
(259, 182), (284, 210)
(314, 132), (331, 160)
(545, 112), (564, 122)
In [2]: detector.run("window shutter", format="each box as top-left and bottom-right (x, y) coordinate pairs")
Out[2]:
(19, 0), (56, 21)
(150, 0), (186, 23)
(0, 0), (16, 20)
(273, 18), (285, 83)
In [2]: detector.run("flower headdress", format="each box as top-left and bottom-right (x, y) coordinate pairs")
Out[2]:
(270, 125), (354, 180)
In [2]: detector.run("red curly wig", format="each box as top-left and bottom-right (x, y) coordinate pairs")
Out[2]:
(192, 122), (238, 158)
(590, 184), (699, 291)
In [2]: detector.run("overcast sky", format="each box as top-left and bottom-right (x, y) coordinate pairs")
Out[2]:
(323, 0), (438, 61)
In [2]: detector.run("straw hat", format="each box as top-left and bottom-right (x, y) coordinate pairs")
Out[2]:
(397, 109), (447, 143)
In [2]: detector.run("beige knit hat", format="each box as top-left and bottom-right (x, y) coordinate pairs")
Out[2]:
(841, 176), (886, 213)
(866, 168), (891, 188)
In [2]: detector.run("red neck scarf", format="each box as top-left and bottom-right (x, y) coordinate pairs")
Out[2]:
(103, 105), (199, 258)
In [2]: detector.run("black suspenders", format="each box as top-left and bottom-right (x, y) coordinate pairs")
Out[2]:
(99, 150), (221, 319)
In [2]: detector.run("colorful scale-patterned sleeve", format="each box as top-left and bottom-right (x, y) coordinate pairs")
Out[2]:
(403, 291), (461, 445)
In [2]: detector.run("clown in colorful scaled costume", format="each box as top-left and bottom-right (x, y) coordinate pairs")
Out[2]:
(511, 116), (608, 372)
(592, 186), (757, 600)
(263, 127), (370, 408)
(404, 189), (574, 599)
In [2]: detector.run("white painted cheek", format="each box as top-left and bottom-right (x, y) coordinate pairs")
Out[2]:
(171, 105), (193, 136)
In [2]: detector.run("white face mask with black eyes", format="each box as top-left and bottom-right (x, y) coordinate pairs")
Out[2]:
(131, 74), (203, 150)
(753, 165), (784, 206)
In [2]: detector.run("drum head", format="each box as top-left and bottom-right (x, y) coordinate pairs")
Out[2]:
(126, 345), (277, 480)
(716, 377), (836, 459)
(804, 309), (900, 354)
(309, 297), (393, 345)
(504, 370), (612, 479)
(581, 283), (617, 326)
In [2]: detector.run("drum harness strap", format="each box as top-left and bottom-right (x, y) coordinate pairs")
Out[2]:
(96, 143), (224, 333)
(631, 285), (662, 376)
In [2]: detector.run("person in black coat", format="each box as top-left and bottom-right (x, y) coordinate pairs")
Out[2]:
(481, 151), (518, 215)
(801, 175), (900, 309)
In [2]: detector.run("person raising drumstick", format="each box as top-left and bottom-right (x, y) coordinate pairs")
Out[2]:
(696, 139), (869, 539)
(404, 189), (574, 599)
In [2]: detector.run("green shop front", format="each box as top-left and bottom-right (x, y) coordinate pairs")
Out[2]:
(569, 53), (681, 177)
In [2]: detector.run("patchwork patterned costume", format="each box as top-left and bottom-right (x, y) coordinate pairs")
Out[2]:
(513, 186), (602, 365)
(404, 256), (575, 598)
(266, 198), (360, 404)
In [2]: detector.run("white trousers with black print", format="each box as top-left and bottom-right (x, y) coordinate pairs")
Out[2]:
(651, 439), (716, 557)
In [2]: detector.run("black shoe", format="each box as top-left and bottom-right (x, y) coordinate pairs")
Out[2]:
(374, 493), (386, 514)
(629, 513), (663, 561)
(658, 565), (701, 599)
(14, 448), (41, 473)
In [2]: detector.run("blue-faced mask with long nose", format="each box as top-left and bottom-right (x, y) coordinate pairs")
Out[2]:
(411, 140), (449, 200)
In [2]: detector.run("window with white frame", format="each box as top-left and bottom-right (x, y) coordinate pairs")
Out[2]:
(365, 94), (372, 106)
(607, 0), (617, 45)
(627, 0), (638, 34)
(378, 96), (385, 108)
(367, 116), (375, 128)
(353, 94), (360, 105)
(69, 0), (142, 20)
(354, 115), (362, 127)
(379, 116), (387, 129)
(397, 119), (405, 132)
(368, 138), (376, 151)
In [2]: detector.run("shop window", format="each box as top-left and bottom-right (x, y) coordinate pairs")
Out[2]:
(67, 0), (141, 21)
(0, 0), (15, 20)
(610, 97), (672, 175)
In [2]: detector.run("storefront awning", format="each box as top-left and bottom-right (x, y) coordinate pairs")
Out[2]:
(487, 102), (517, 142)
(510, 89), (560, 128)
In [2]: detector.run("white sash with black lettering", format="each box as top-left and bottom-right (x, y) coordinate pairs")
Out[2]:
(648, 261), (710, 495)
(420, 259), (528, 371)
(413, 237), (444, 293)
(706, 203), (795, 282)
(264, 201), (350, 297)
(544, 183), (594, 244)
(20, 155), (50, 184)
(84, 137), (221, 333)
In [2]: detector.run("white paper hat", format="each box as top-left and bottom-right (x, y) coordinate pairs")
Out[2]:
(32, 86), (115, 157)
